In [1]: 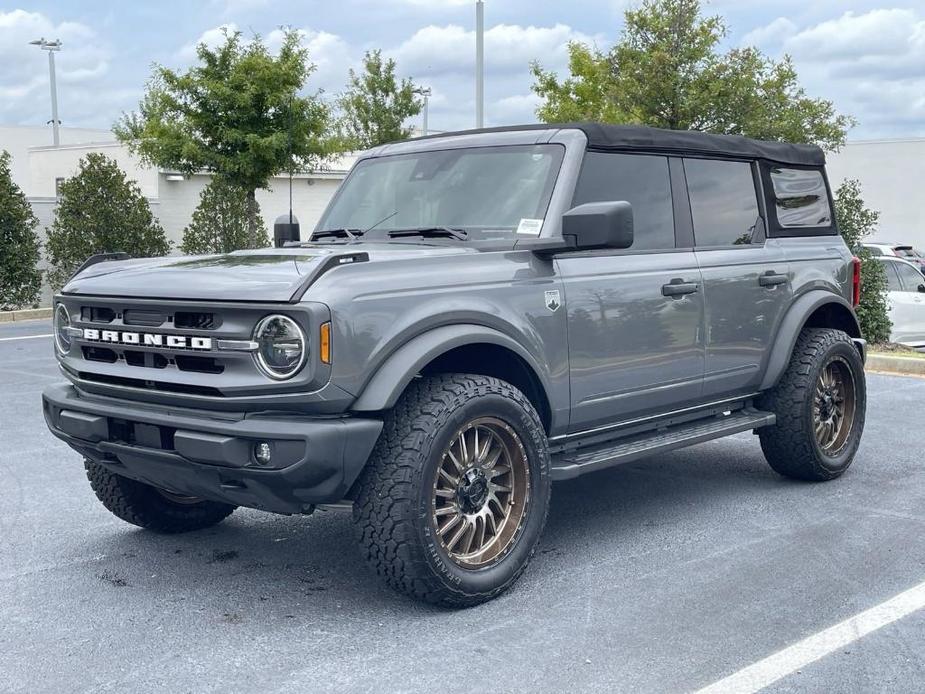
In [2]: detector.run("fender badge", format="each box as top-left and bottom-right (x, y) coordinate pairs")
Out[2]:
(545, 290), (561, 312)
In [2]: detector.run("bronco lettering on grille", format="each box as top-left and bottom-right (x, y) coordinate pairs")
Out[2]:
(82, 328), (212, 351)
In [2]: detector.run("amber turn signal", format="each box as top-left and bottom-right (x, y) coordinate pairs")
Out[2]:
(320, 322), (331, 364)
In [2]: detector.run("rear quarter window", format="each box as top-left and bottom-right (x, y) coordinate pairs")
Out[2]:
(769, 167), (833, 229)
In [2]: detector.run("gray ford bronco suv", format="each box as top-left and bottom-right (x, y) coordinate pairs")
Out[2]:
(43, 123), (867, 606)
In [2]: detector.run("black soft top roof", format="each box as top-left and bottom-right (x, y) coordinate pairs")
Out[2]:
(423, 122), (825, 167)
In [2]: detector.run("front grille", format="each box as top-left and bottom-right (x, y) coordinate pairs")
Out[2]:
(59, 296), (324, 403)
(123, 350), (169, 369)
(123, 309), (167, 326)
(175, 311), (219, 330)
(81, 306), (115, 323)
(83, 346), (117, 363)
(175, 355), (224, 374)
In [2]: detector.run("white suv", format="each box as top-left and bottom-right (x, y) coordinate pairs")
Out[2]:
(875, 256), (925, 349)
(864, 242), (925, 273)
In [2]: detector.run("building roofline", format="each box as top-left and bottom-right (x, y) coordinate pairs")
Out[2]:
(0, 123), (109, 132)
(843, 137), (925, 146)
(29, 141), (122, 152)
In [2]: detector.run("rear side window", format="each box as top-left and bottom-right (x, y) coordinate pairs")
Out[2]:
(882, 261), (903, 291)
(572, 152), (675, 250)
(684, 159), (760, 246)
(770, 167), (832, 228)
(895, 261), (925, 291)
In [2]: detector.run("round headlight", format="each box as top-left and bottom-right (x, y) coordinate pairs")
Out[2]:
(253, 315), (306, 380)
(54, 303), (71, 355)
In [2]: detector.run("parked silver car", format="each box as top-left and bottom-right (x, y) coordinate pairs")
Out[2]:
(876, 256), (925, 349)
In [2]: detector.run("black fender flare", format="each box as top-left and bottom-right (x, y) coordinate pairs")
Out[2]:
(350, 324), (550, 412)
(759, 291), (862, 390)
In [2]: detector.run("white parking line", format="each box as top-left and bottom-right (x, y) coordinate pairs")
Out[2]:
(0, 334), (53, 342)
(695, 579), (925, 694)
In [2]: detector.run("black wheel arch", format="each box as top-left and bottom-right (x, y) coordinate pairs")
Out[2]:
(760, 291), (863, 391)
(349, 324), (554, 434)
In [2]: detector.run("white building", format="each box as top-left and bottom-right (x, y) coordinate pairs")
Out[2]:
(11, 127), (355, 247)
(2, 125), (355, 303)
(825, 138), (925, 250)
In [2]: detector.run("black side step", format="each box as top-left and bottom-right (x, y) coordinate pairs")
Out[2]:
(550, 408), (775, 481)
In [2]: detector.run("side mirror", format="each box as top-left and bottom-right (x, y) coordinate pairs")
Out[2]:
(562, 201), (634, 251)
(918, 284), (925, 293)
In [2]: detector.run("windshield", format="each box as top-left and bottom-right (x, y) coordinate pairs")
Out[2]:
(318, 144), (564, 238)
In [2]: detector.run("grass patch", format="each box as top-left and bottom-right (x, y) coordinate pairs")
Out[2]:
(870, 343), (925, 358)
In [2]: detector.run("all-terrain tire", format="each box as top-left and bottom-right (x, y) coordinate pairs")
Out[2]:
(758, 328), (866, 481)
(85, 461), (236, 533)
(352, 374), (551, 607)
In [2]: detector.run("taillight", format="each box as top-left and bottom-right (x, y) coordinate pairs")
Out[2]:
(851, 256), (861, 307)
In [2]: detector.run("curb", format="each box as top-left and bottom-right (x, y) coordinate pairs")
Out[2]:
(866, 353), (925, 377)
(0, 307), (53, 323)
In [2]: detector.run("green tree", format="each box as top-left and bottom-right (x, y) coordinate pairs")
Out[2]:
(531, 0), (853, 150)
(45, 153), (170, 290)
(114, 28), (331, 245)
(338, 49), (422, 149)
(0, 150), (42, 310)
(181, 179), (269, 255)
(833, 179), (892, 343)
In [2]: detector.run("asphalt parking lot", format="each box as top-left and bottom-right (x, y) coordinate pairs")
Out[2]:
(2, 319), (925, 693)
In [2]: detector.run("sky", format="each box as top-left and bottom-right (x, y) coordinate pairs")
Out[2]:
(2, 0), (925, 141)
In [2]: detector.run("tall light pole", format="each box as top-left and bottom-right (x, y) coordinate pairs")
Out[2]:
(30, 38), (62, 147)
(475, 1), (484, 128)
(413, 87), (432, 136)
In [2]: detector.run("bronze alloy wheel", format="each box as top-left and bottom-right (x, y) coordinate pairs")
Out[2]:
(431, 417), (531, 569)
(813, 355), (857, 456)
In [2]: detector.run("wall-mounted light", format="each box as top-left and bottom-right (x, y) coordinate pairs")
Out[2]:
(165, 173), (184, 182)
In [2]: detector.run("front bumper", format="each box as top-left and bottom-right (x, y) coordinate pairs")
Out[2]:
(43, 384), (383, 514)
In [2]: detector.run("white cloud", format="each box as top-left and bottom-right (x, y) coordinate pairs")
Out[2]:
(385, 21), (603, 131)
(774, 9), (925, 138)
(740, 17), (796, 47)
(177, 23), (238, 61)
(266, 27), (355, 94)
(390, 22), (597, 76)
(0, 9), (112, 127)
(786, 9), (920, 60)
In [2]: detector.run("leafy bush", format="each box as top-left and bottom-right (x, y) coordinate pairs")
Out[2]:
(180, 179), (269, 255)
(833, 179), (892, 343)
(0, 150), (42, 310)
(45, 153), (170, 290)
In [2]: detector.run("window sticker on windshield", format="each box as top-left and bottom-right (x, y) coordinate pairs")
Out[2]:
(516, 218), (544, 235)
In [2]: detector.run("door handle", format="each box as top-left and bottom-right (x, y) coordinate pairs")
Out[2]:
(759, 271), (788, 287)
(662, 279), (699, 297)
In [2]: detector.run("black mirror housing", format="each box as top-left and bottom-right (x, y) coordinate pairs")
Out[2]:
(562, 201), (634, 251)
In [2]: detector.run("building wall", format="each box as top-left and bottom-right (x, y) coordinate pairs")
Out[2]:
(156, 173), (344, 246)
(0, 125), (110, 189)
(13, 132), (352, 305)
(825, 139), (925, 250)
(28, 141), (159, 198)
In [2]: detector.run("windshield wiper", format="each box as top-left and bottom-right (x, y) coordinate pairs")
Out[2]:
(387, 226), (469, 241)
(311, 228), (364, 241)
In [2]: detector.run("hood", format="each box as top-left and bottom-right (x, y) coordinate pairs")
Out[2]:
(62, 245), (474, 303)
